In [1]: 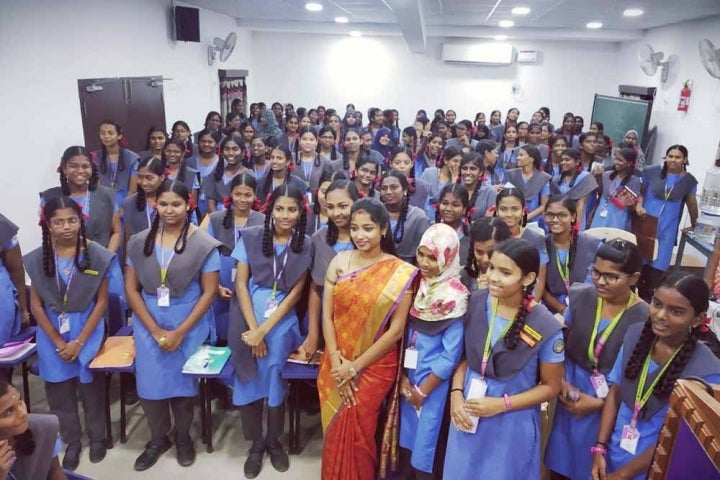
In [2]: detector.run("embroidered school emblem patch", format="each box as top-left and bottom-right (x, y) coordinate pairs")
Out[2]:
(553, 338), (565, 354)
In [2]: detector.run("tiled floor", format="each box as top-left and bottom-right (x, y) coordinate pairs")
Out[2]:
(20, 373), (323, 479)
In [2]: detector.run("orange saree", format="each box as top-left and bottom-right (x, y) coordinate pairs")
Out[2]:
(318, 258), (417, 480)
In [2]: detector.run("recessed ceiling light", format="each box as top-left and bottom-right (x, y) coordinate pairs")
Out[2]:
(494, 35), (508, 41)
(511, 7), (531, 15)
(623, 8), (644, 17)
(349, 30), (362, 37)
(586, 21), (603, 29)
(305, 2), (323, 12)
(499, 20), (514, 28)
(334, 16), (349, 23)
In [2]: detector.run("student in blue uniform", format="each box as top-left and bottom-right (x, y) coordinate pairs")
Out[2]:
(379, 170), (431, 264)
(635, 145), (698, 302)
(302, 179), (360, 360)
(200, 173), (265, 343)
(542, 196), (602, 315)
(503, 145), (552, 225)
(388, 147), (432, 212)
(444, 238), (564, 479)
(306, 170), (347, 236)
(545, 239), (647, 479)
(256, 146), (307, 204)
(435, 184), (471, 266)
(475, 140), (502, 188)
(459, 152), (498, 219)
(125, 181), (220, 471)
(460, 217), (511, 292)
(415, 132), (445, 179)
(350, 155), (380, 200)
(590, 146), (641, 230)
(122, 157), (165, 239)
(203, 135), (253, 214)
(400, 223), (468, 480)
(94, 121), (140, 208)
(0, 214), (30, 344)
(137, 126), (167, 163)
(494, 187), (548, 300)
(163, 138), (200, 205)
(292, 126), (334, 193)
(420, 146), (462, 201)
(591, 273), (720, 480)
(550, 148), (598, 231)
(186, 129), (222, 216)
(25, 196), (112, 470)
(171, 121), (199, 159)
(229, 184), (311, 478)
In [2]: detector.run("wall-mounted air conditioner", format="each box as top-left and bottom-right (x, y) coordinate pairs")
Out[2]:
(442, 43), (515, 65)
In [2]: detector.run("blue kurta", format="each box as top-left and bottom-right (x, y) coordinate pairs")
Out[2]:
(642, 173), (696, 271)
(443, 296), (564, 479)
(590, 175), (641, 231)
(35, 257), (105, 384)
(129, 247), (220, 400)
(400, 321), (464, 473)
(0, 235), (21, 344)
(544, 310), (611, 479)
(230, 240), (304, 407)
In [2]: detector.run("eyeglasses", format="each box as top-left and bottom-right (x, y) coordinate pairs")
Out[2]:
(544, 212), (571, 221)
(50, 218), (80, 228)
(587, 267), (631, 285)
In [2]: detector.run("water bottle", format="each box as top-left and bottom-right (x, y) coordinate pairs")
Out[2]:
(694, 211), (720, 244)
(700, 158), (720, 215)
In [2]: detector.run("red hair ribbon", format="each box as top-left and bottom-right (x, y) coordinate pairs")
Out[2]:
(188, 195), (197, 211)
(350, 169), (356, 179)
(408, 177), (415, 187)
(465, 207), (476, 222)
(223, 196), (232, 209)
(288, 162), (296, 171)
(358, 190), (367, 198)
(164, 168), (171, 178)
(120, 137), (129, 148)
(700, 316), (711, 334)
(302, 195), (312, 214)
(37, 206), (46, 226)
(252, 198), (262, 211)
(487, 205), (497, 216)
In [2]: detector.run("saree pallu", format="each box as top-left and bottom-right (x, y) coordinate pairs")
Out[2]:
(318, 258), (417, 480)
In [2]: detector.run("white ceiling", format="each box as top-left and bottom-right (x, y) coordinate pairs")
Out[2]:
(182, 0), (720, 49)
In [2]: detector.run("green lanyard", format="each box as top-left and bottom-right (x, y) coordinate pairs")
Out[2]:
(159, 228), (175, 287)
(480, 297), (514, 377)
(555, 249), (570, 290)
(586, 294), (635, 372)
(632, 342), (681, 426)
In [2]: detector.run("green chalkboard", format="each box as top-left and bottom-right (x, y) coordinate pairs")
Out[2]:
(591, 95), (651, 146)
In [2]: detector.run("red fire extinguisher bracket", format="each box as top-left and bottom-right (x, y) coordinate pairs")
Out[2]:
(678, 80), (692, 112)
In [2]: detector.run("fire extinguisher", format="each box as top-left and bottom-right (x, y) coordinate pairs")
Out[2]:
(678, 80), (692, 112)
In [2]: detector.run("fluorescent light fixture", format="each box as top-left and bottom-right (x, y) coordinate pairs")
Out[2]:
(494, 35), (508, 41)
(305, 2), (323, 12)
(623, 8), (644, 17)
(499, 20), (514, 28)
(349, 30), (362, 37)
(586, 21), (603, 29)
(334, 16), (349, 23)
(511, 7), (531, 15)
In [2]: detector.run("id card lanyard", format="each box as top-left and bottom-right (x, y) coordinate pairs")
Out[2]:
(480, 298), (514, 378)
(555, 249), (570, 294)
(264, 241), (290, 318)
(658, 181), (675, 217)
(54, 255), (77, 315)
(109, 161), (119, 189)
(159, 228), (175, 289)
(587, 294), (635, 374)
(404, 331), (419, 369)
(632, 343), (681, 427)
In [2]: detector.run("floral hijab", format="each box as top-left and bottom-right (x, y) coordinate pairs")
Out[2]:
(410, 223), (469, 321)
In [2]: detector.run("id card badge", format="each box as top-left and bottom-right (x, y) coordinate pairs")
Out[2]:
(306, 191), (313, 205)
(620, 424), (640, 455)
(199, 192), (207, 201)
(599, 206), (608, 218)
(264, 298), (279, 319)
(467, 377), (488, 399)
(404, 348), (418, 369)
(58, 313), (70, 334)
(590, 373), (610, 398)
(157, 287), (170, 307)
(231, 267), (237, 283)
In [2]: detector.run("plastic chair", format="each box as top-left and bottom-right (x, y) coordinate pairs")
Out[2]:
(280, 362), (319, 454)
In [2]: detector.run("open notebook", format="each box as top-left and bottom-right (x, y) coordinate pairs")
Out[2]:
(182, 345), (231, 374)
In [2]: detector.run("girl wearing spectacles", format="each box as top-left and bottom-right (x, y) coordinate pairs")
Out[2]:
(542, 196), (602, 317)
(545, 239), (647, 479)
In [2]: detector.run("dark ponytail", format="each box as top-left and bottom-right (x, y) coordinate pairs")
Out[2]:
(98, 120), (126, 174)
(143, 181), (192, 256)
(464, 217), (511, 278)
(135, 157), (165, 212)
(262, 184), (307, 257)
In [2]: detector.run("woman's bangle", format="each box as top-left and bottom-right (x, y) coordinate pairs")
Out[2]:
(450, 388), (464, 394)
(590, 444), (607, 456)
(414, 385), (427, 398)
(503, 393), (512, 411)
(328, 350), (341, 358)
(73, 339), (84, 347)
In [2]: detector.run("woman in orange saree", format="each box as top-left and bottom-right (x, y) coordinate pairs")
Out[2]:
(318, 198), (418, 480)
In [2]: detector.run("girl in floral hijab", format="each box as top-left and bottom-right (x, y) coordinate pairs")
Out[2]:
(399, 223), (468, 479)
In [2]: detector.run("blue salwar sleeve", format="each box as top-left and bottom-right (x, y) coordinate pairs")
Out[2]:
(540, 330), (565, 363)
(231, 236), (249, 264)
(201, 249), (221, 273)
(607, 346), (624, 385)
(429, 321), (465, 380)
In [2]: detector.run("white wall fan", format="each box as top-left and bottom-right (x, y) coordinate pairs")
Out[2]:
(208, 32), (237, 66)
(699, 39), (720, 80)
(638, 43), (669, 83)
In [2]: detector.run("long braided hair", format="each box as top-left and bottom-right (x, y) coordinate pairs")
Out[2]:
(491, 238), (539, 350)
(162, 138), (190, 183)
(313, 170), (347, 217)
(58, 146), (99, 195)
(465, 217), (511, 278)
(494, 187), (528, 231)
(98, 120), (127, 176)
(435, 183), (470, 235)
(458, 152), (485, 210)
(624, 273), (720, 404)
(262, 146), (293, 204)
(222, 172), (259, 230)
(41, 196), (91, 277)
(389, 146), (417, 194)
(143, 180), (193, 257)
(325, 179), (360, 246)
(317, 126), (338, 161)
(559, 148), (583, 188)
(660, 144), (689, 179)
(261, 184), (307, 257)
(171, 121), (194, 159)
(135, 157), (165, 213)
(380, 169), (410, 244)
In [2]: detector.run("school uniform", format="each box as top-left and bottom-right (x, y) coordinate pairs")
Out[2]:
(443, 290), (564, 479)
(319, 150), (342, 166)
(445, 137), (478, 151)
(545, 284), (648, 479)
(544, 232), (601, 309)
(126, 229), (220, 444)
(93, 148), (140, 208)
(414, 154), (434, 179)
(206, 209), (265, 341)
(460, 268), (487, 293)
(186, 154), (220, 215)
(255, 174), (307, 202)
(590, 172), (642, 231)
(503, 169), (552, 224)
(24, 241), (113, 447)
(0, 214), (22, 344)
(292, 155), (334, 192)
(391, 206), (431, 264)
(166, 165), (201, 195)
(410, 179), (432, 212)
(522, 227), (550, 268)
(469, 186), (498, 220)
(604, 323), (720, 480)
(122, 194), (157, 237)
(550, 171), (599, 230)
(201, 169), (254, 211)
(305, 211), (327, 236)
(419, 167), (447, 202)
